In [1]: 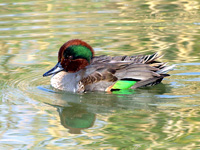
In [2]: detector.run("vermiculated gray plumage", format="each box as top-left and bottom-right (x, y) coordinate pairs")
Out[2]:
(77, 52), (174, 91)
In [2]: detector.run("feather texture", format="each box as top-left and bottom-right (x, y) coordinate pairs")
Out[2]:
(44, 39), (174, 92)
(77, 53), (174, 92)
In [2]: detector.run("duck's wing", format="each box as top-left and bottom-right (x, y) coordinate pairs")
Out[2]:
(77, 61), (128, 92)
(78, 53), (174, 92)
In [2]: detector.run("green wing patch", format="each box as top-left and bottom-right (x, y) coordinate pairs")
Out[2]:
(112, 80), (137, 90)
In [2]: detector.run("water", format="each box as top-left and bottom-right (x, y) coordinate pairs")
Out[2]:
(0, 0), (200, 149)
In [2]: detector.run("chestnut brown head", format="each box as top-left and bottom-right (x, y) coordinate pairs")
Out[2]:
(43, 39), (94, 76)
(58, 39), (94, 73)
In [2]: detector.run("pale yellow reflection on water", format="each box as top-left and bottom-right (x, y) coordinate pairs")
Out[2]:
(0, 0), (200, 149)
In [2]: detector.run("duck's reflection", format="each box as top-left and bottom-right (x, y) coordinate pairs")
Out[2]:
(43, 83), (172, 134)
(56, 104), (95, 134)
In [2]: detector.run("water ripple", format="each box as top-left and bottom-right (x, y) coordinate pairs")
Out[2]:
(0, 0), (200, 149)
(0, 10), (119, 18)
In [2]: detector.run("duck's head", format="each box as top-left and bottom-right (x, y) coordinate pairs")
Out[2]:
(43, 39), (94, 77)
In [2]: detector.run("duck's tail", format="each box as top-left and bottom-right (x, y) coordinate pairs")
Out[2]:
(130, 64), (175, 89)
(129, 53), (176, 89)
(156, 64), (176, 74)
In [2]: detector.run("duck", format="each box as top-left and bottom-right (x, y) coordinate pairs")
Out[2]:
(43, 39), (174, 93)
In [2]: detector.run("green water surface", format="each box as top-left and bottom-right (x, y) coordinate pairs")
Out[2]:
(0, 0), (200, 149)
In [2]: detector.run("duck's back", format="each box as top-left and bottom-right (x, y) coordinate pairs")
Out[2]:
(80, 53), (174, 92)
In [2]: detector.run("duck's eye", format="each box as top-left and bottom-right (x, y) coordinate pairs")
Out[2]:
(68, 55), (73, 60)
